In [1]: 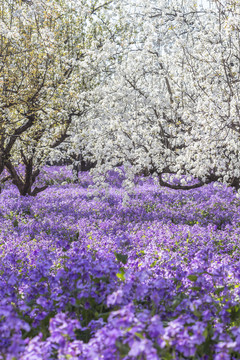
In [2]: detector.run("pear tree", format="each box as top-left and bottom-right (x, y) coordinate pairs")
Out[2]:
(0, 0), (123, 195)
(84, 0), (240, 191)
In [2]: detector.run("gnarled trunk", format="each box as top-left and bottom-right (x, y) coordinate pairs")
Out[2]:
(5, 159), (48, 196)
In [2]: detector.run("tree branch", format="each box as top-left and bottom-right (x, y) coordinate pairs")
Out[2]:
(159, 173), (205, 190)
(31, 185), (48, 196)
(5, 114), (35, 154)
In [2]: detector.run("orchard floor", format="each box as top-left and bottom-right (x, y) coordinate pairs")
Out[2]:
(1, 167), (240, 359)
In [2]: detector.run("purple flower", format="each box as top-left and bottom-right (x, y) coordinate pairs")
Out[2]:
(214, 353), (231, 360)
(128, 338), (158, 360)
(107, 289), (124, 306)
(148, 315), (164, 337)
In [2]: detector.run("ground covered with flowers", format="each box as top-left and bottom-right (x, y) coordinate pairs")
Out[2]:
(1, 166), (240, 359)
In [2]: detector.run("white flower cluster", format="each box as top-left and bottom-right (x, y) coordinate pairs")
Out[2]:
(75, 0), (240, 190)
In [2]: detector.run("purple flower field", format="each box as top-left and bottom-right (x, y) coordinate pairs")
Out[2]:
(1, 167), (240, 359)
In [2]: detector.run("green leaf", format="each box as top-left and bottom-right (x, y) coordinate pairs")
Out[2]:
(214, 286), (225, 295)
(187, 275), (198, 282)
(116, 267), (125, 281)
(115, 252), (128, 265)
(150, 260), (157, 268)
(176, 282), (182, 290)
(70, 232), (79, 242)
(97, 311), (111, 321)
(91, 275), (109, 284)
(229, 305), (240, 323)
(61, 255), (70, 259)
(193, 307), (202, 318)
(190, 286), (202, 291)
(115, 341), (130, 357)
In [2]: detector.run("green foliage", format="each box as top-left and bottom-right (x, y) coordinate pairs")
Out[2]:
(115, 252), (128, 264)
(187, 275), (198, 282)
(116, 267), (126, 281)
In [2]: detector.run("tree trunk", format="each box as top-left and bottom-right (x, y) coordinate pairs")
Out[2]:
(5, 159), (48, 196)
(72, 154), (82, 183)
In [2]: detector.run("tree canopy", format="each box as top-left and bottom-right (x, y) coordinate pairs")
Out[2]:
(0, 0), (127, 195)
(1, 0), (240, 194)
(83, 0), (240, 191)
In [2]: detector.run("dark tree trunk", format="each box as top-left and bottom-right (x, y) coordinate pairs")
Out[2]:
(71, 153), (96, 182)
(72, 154), (82, 183)
(5, 158), (48, 196)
